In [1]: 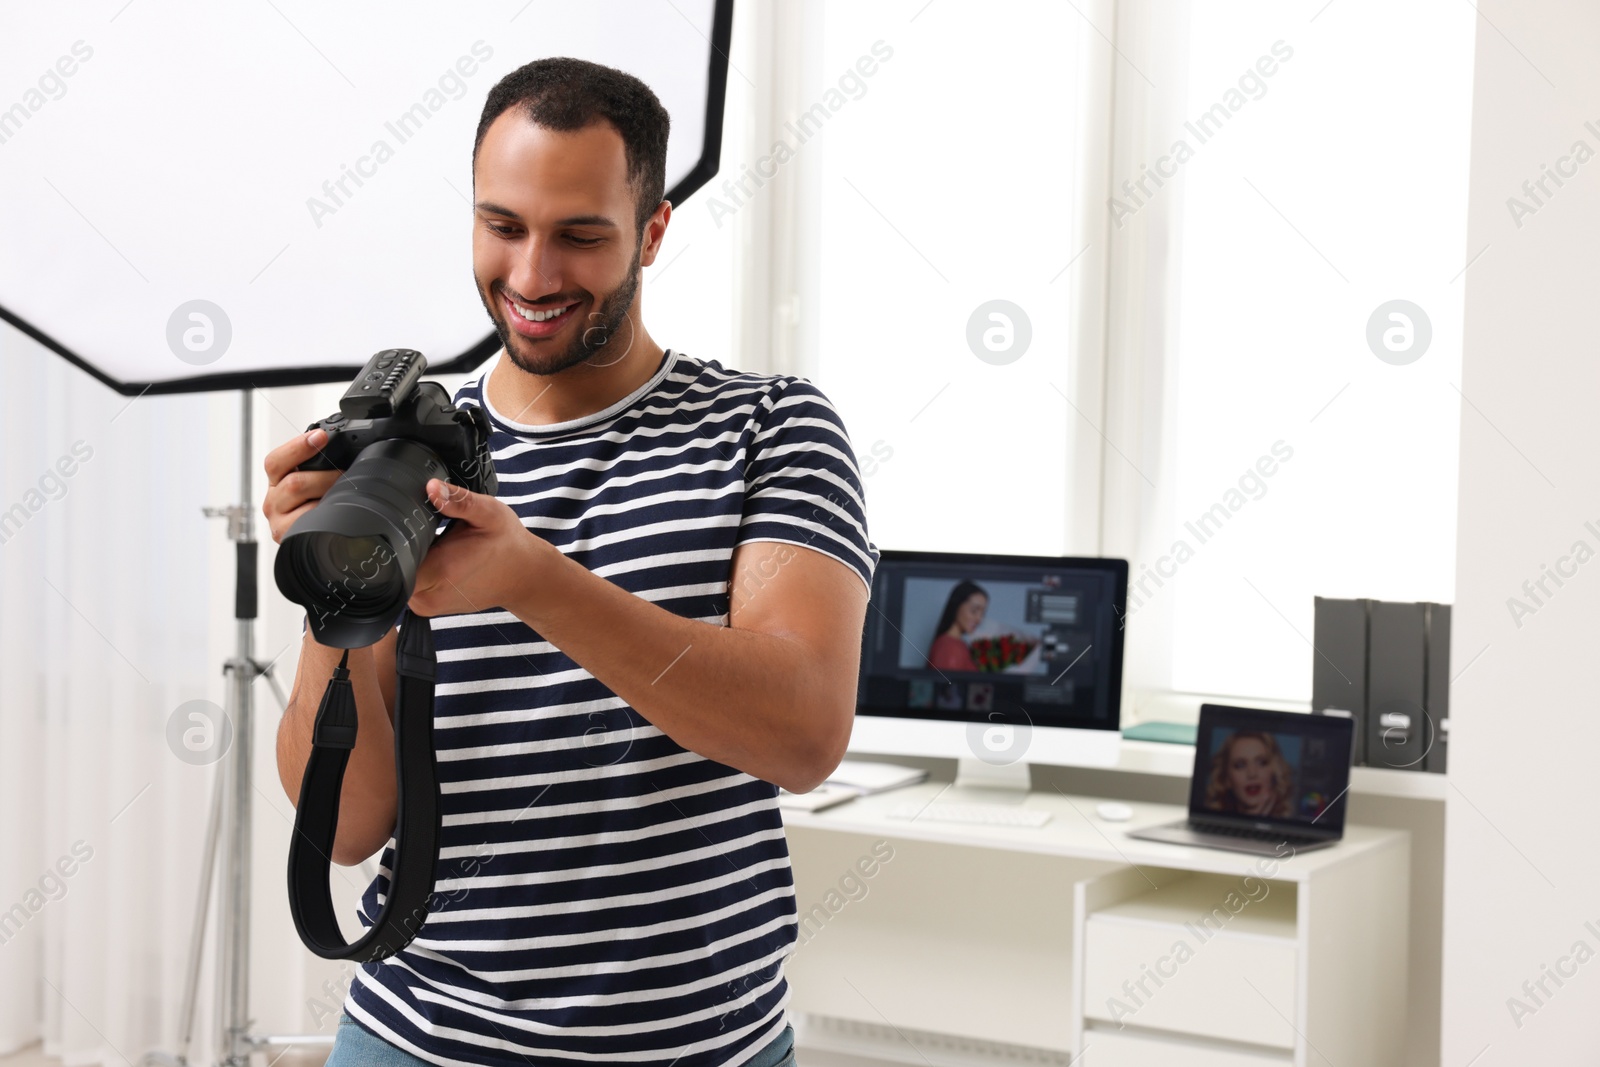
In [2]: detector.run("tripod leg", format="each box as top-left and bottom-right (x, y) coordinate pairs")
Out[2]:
(216, 650), (257, 1067)
(257, 663), (289, 715)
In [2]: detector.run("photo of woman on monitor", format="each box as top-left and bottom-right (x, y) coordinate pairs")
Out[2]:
(927, 580), (988, 671)
(1204, 730), (1296, 818)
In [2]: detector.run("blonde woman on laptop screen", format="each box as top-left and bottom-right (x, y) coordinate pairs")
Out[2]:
(1205, 731), (1296, 819)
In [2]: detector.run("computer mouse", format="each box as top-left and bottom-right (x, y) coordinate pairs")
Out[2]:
(1096, 801), (1134, 822)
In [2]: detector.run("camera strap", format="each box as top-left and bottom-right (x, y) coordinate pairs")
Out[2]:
(287, 607), (442, 961)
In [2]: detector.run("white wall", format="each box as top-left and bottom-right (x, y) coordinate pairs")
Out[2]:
(1443, 2), (1600, 1060)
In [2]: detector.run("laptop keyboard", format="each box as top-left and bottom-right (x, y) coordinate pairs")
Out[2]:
(1193, 823), (1327, 848)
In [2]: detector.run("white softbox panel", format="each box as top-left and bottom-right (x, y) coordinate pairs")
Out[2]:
(0, 1), (732, 394)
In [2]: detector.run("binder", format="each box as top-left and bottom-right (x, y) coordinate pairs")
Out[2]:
(1312, 597), (1370, 766)
(1423, 602), (1451, 774)
(1367, 600), (1428, 771)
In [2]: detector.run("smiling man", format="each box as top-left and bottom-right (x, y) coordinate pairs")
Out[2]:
(266, 57), (879, 1067)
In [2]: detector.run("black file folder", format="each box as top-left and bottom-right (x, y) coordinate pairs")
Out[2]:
(1367, 600), (1428, 770)
(1312, 597), (1370, 766)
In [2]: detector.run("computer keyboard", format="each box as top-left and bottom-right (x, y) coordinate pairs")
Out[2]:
(887, 801), (1052, 828)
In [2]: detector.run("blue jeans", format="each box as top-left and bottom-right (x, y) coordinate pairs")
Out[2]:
(326, 1012), (796, 1067)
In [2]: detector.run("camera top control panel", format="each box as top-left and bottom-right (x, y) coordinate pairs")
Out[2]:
(339, 348), (426, 420)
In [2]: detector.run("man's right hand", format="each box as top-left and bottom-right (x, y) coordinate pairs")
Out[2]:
(263, 428), (341, 545)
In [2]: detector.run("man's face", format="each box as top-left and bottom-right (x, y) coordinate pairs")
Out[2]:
(472, 114), (654, 376)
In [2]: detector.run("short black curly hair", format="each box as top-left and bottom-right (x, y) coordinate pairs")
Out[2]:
(473, 57), (671, 243)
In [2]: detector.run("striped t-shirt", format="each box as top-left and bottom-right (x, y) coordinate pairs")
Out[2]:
(344, 348), (879, 1066)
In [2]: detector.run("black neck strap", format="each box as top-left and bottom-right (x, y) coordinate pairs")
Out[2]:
(287, 608), (441, 961)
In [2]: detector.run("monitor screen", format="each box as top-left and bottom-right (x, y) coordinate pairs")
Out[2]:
(856, 550), (1128, 733)
(1190, 705), (1355, 831)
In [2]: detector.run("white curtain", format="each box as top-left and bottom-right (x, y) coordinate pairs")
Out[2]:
(0, 322), (225, 1064)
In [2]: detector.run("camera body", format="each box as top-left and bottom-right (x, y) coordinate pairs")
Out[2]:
(275, 348), (499, 648)
(297, 348), (496, 497)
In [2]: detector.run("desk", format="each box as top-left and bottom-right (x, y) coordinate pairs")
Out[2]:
(781, 782), (1410, 1067)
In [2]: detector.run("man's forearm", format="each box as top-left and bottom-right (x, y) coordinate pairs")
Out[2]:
(276, 631), (399, 865)
(505, 547), (846, 793)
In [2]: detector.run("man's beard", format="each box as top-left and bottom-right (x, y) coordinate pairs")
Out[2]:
(485, 254), (640, 378)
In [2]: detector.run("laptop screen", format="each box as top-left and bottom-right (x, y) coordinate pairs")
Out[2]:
(1189, 705), (1355, 833)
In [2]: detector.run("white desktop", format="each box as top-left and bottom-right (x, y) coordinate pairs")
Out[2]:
(848, 548), (1128, 805)
(784, 550), (1412, 1064)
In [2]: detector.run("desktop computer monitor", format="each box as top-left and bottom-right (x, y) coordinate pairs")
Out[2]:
(851, 550), (1129, 788)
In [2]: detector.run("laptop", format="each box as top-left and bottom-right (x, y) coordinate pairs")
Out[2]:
(1126, 704), (1355, 856)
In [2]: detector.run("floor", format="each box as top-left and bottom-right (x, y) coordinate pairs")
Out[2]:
(0, 1038), (872, 1067)
(0, 1044), (331, 1067)
(0, 1040), (869, 1067)
(0, 1044), (876, 1067)
(0, 1048), (53, 1067)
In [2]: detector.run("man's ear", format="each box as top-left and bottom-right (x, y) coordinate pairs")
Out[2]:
(638, 199), (672, 267)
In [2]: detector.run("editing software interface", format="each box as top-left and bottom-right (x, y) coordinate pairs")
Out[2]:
(857, 554), (1125, 730)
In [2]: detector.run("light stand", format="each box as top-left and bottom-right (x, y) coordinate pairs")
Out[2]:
(139, 391), (334, 1067)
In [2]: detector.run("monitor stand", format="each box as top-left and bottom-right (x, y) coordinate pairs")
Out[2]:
(953, 757), (1032, 793)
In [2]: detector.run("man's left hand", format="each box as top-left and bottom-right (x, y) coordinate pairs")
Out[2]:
(408, 479), (549, 618)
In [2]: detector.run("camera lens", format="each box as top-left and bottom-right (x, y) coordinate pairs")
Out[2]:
(292, 532), (405, 612)
(275, 438), (451, 648)
(308, 533), (386, 581)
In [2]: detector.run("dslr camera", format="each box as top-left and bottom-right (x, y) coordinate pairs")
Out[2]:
(274, 348), (497, 648)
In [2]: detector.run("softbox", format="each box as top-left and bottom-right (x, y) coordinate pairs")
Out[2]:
(0, 0), (732, 395)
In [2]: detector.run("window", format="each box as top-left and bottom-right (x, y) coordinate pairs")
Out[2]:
(1107, 0), (1476, 702)
(802, 0), (1115, 557)
(749, 0), (1474, 708)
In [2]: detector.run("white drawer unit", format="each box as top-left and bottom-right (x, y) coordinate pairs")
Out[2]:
(1073, 853), (1410, 1067)
(1081, 879), (1298, 1048)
